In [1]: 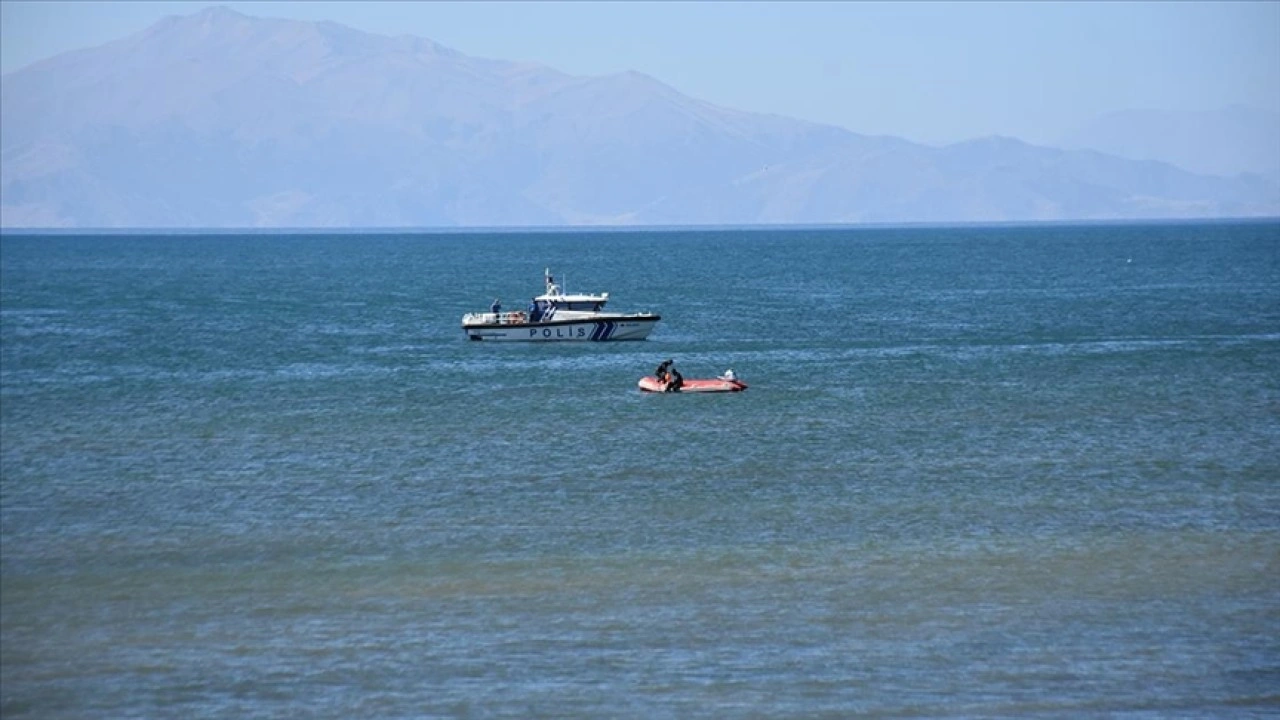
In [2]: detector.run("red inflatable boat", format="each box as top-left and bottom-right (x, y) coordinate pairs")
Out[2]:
(637, 375), (748, 393)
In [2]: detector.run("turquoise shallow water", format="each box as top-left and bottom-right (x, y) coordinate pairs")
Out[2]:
(2, 222), (1279, 718)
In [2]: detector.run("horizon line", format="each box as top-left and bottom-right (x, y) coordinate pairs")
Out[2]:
(3, 217), (1278, 236)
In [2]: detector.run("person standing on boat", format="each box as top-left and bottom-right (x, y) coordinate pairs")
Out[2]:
(491, 298), (501, 323)
(654, 359), (672, 383)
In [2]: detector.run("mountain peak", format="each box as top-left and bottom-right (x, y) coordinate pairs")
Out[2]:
(164, 4), (253, 32)
(135, 4), (260, 45)
(2, 7), (1275, 227)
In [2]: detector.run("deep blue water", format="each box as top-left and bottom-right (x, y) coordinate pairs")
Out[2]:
(2, 222), (1279, 718)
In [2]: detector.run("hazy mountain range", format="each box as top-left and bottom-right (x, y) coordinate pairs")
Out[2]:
(2, 6), (1277, 228)
(1057, 106), (1280, 183)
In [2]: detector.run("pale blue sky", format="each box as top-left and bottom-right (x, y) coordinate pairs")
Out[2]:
(2, 1), (1276, 146)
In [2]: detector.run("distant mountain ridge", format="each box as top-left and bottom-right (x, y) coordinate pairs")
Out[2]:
(1057, 106), (1280, 182)
(2, 6), (1277, 228)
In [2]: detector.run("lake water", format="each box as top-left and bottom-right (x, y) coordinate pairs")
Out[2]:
(2, 222), (1278, 718)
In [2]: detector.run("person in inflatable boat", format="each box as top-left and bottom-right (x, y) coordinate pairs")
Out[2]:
(664, 365), (684, 392)
(654, 359), (672, 382)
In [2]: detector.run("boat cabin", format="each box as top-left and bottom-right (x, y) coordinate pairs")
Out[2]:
(529, 290), (609, 322)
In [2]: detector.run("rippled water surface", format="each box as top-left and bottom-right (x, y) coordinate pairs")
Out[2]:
(3, 222), (1279, 718)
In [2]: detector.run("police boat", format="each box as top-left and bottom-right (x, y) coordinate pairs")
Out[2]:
(462, 269), (661, 342)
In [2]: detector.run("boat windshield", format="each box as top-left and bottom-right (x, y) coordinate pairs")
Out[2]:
(530, 297), (606, 321)
(555, 300), (605, 311)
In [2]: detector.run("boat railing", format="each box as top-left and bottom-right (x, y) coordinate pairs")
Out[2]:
(462, 311), (528, 325)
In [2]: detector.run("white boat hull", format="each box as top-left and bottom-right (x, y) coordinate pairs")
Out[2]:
(464, 316), (659, 341)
